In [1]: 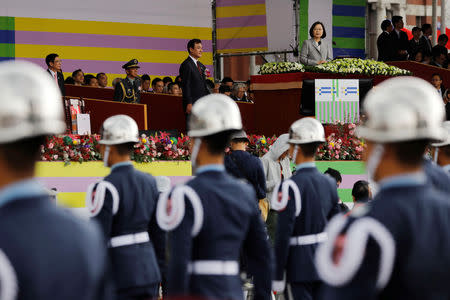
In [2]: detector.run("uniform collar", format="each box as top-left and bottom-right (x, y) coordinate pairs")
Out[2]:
(379, 172), (426, 190)
(195, 164), (225, 175)
(189, 55), (199, 66)
(295, 162), (316, 171)
(0, 179), (47, 209)
(111, 161), (133, 171)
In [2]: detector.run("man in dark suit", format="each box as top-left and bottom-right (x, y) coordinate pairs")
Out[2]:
(408, 26), (425, 60)
(420, 24), (433, 58)
(377, 20), (394, 61)
(390, 16), (409, 60)
(179, 39), (210, 121)
(45, 53), (65, 96)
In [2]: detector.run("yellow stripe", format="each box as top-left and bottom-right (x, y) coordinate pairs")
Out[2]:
(35, 161), (192, 177)
(216, 47), (268, 53)
(216, 26), (267, 39)
(15, 17), (212, 40)
(15, 44), (213, 64)
(216, 4), (266, 18)
(57, 192), (86, 208)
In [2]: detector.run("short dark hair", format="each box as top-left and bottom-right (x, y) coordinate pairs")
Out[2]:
(422, 23), (432, 32)
(203, 131), (234, 155)
(392, 16), (403, 26)
(152, 77), (162, 86)
(206, 79), (215, 90)
(64, 77), (75, 84)
(221, 77), (234, 84)
(438, 34), (449, 43)
(381, 20), (392, 31)
(45, 53), (59, 67)
(432, 73), (443, 80)
(219, 85), (231, 94)
(389, 140), (428, 166)
(352, 180), (370, 202)
(299, 142), (320, 158)
(96, 72), (106, 79)
(0, 136), (45, 173)
(309, 21), (326, 38)
(432, 45), (447, 58)
(412, 26), (421, 33)
(163, 76), (173, 84)
(324, 167), (342, 183)
(84, 74), (95, 85)
(141, 74), (151, 81)
(114, 142), (135, 156)
(187, 39), (202, 53)
(72, 69), (83, 78)
(168, 82), (179, 91)
(175, 75), (182, 83)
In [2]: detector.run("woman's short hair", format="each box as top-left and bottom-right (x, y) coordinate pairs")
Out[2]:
(309, 21), (326, 39)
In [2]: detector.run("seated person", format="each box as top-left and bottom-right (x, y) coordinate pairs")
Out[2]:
(221, 77), (234, 88)
(168, 82), (182, 96)
(431, 73), (445, 99)
(72, 69), (84, 86)
(141, 74), (151, 92)
(430, 45), (448, 68)
(96, 72), (108, 88)
(64, 77), (75, 85)
(230, 83), (249, 102)
(84, 74), (99, 87)
(219, 84), (231, 96)
(152, 77), (164, 93)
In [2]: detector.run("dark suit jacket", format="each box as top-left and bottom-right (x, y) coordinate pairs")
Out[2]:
(420, 35), (433, 57)
(377, 31), (394, 62)
(390, 30), (409, 60)
(408, 38), (425, 60)
(47, 69), (65, 96)
(179, 57), (209, 111)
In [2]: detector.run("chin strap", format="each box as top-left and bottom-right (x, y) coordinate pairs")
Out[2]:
(190, 138), (202, 173)
(434, 148), (439, 164)
(366, 144), (384, 196)
(291, 145), (299, 165)
(103, 146), (111, 167)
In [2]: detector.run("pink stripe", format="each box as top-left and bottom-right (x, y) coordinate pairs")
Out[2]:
(340, 174), (368, 189)
(15, 31), (213, 52)
(217, 36), (267, 50)
(217, 0), (265, 7)
(216, 15), (266, 28)
(18, 57), (214, 77)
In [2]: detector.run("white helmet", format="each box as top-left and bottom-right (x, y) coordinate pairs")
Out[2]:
(432, 121), (450, 147)
(356, 77), (445, 143)
(99, 115), (139, 145)
(289, 118), (326, 144)
(188, 94), (242, 137)
(0, 60), (65, 143)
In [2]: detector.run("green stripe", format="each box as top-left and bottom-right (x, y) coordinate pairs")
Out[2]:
(333, 16), (365, 28)
(338, 189), (353, 203)
(332, 37), (365, 49)
(0, 16), (14, 30)
(333, 0), (365, 6)
(299, 0), (309, 50)
(0, 43), (14, 57)
(332, 79), (335, 101)
(315, 161), (366, 174)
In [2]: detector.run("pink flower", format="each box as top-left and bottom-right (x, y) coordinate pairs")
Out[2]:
(48, 143), (54, 149)
(336, 144), (341, 150)
(356, 155), (361, 160)
(335, 154), (340, 159)
(53, 155), (58, 160)
(349, 130), (355, 135)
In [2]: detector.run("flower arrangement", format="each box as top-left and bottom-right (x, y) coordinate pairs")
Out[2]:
(39, 127), (365, 164)
(259, 62), (305, 75)
(305, 58), (411, 76)
(316, 122), (365, 160)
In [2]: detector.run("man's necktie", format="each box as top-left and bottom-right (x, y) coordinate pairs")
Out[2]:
(197, 63), (202, 74)
(54, 72), (58, 84)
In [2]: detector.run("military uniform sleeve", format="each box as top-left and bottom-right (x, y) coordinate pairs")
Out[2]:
(167, 199), (194, 297)
(242, 195), (273, 300)
(90, 184), (114, 243)
(113, 81), (123, 102)
(273, 186), (296, 283)
(180, 63), (193, 105)
(255, 159), (267, 200)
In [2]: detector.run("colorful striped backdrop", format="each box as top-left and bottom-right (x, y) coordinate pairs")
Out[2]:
(216, 0), (268, 53)
(0, 16), (213, 86)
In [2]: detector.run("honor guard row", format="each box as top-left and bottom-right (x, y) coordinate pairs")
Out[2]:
(113, 59), (142, 103)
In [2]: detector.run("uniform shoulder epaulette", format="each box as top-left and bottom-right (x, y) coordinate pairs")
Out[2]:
(156, 185), (204, 236)
(270, 179), (301, 216)
(315, 214), (395, 290)
(86, 180), (120, 217)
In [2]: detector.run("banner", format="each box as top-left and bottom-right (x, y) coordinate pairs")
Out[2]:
(315, 79), (359, 124)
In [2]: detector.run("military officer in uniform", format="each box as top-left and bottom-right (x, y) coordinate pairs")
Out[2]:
(87, 115), (165, 300)
(114, 59), (142, 103)
(156, 94), (273, 300)
(271, 118), (340, 300)
(0, 60), (112, 300)
(432, 121), (450, 174)
(316, 77), (450, 299)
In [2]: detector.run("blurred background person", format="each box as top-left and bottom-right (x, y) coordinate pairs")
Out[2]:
(141, 74), (151, 92)
(96, 72), (108, 88)
(377, 20), (394, 62)
(168, 82), (182, 96)
(72, 69), (84, 86)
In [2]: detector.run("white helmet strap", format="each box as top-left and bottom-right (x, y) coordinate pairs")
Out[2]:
(103, 145), (111, 167)
(434, 147), (439, 164)
(291, 145), (299, 165)
(191, 138), (202, 172)
(366, 144), (384, 193)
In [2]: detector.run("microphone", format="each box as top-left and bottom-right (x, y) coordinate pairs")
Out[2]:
(318, 41), (321, 46)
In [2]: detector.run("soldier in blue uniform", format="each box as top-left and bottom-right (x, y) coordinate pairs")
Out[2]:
(271, 117), (340, 300)
(224, 130), (268, 219)
(87, 115), (165, 300)
(431, 120), (450, 175)
(316, 77), (450, 299)
(0, 61), (112, 300)
(156, 94), (273, 300)
(114, 59), (142, 103)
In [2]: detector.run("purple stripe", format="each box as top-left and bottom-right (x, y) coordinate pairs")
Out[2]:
(340, 174), (368, 189)
(216, 15), (266, 28)
(217, 0), (265, 7)
(15, 31), (213, 52)
(37, 176), (192, 192)
(217, 36), (267, 50)
(19, 57), (213, 76)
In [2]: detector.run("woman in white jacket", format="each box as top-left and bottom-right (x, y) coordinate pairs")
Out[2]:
(260, 133), (292, 242)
